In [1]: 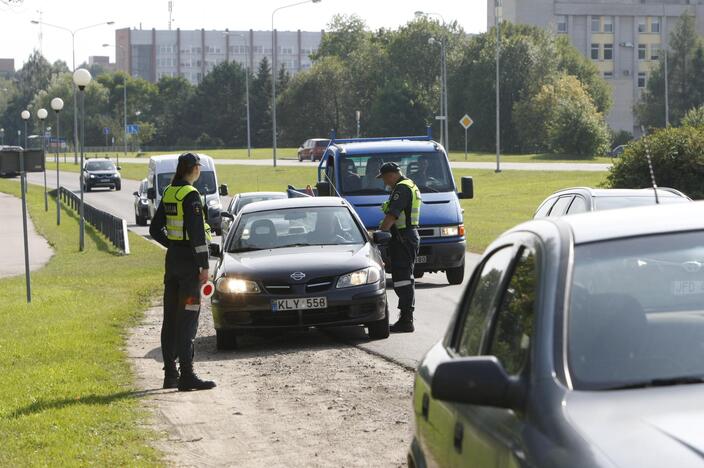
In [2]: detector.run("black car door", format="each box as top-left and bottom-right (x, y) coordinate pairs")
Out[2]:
(450, 238), (540, 468)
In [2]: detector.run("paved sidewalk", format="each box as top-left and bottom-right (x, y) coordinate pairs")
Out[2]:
(0, 192), (54, 278)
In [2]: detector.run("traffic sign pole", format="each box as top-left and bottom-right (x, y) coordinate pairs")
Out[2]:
(465, 127), (468, 161)
(459, 114), (474, 161)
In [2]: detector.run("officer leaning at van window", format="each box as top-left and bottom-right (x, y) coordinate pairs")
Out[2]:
(149, 153), (216, 391)
(377, 162), (422, 333)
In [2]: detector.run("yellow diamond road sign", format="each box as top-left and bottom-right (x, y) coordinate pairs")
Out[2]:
(460, 114), (474, 130)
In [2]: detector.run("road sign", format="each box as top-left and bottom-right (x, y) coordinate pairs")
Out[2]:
(103, 127), (110, 135)
(459, 114), (474, 130)
(127, 124), (140, 135)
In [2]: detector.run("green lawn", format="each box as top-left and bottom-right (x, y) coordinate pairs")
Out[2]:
(0, 181), (163, 466)
(447, 151), (612, 164)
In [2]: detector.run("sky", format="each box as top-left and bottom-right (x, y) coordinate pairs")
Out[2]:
(0, 0), (488, 69)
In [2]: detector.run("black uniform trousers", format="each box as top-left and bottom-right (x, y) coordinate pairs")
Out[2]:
(162, 244), (201, 372)
(389, 228), (420, 313)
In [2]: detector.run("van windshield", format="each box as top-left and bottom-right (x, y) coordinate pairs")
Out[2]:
(337, 152), (454, 195)
(157, 172), (217, 195)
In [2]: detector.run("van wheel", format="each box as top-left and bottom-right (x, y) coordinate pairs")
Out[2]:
(413, 270), (425, 279)
(216, 329), (238, 350)
(136, 213), (147, 226)
(446, 264), (465, 285)
(367, 305), (390, 340)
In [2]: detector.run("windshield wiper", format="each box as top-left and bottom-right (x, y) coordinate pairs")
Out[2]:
(606, 375), (704, 390)
(419, 186), (441, 193)
(273, 243), (316, 249)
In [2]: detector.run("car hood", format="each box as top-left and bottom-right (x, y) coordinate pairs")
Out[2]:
(345, 192), (461, 228)
(86, 170), (117, 175)
(565, 386), (704, 467)
(220, 243), (378, 281)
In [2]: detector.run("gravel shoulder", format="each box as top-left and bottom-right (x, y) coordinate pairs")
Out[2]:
(128, 303), (415, 467)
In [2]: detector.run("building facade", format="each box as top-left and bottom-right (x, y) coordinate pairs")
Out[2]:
(0, 58), (15, 78)
(115, 28), (323, 85)
(487, 0), (704, 134)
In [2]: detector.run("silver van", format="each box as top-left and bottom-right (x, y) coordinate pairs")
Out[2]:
(145, 154), (229, 234)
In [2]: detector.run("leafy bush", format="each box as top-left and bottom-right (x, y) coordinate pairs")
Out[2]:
(606, 126), (704, 199)
(681, 105), (704, 128)
(611, 129), (633, 147)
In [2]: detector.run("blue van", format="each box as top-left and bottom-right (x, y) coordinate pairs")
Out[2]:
(290, 131), (473, 284)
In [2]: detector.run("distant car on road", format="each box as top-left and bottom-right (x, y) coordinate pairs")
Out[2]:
(410, 201), (704, 468)
(221, 191), (287, 238)
(209, 196), (391, 350)
(534, 187), (690, 218)
(82, 158), (121, 192)
(609, 144), (628, 158)
(297, 138), (330, 162)
(132, 178), (151, 226)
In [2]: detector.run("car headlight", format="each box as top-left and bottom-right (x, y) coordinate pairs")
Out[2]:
(216, 277), (260, 294)
(89, 174), (96, 179)
(336, 267), (381, 288)
(114, 173), (121, 178)
(207, 199), (220, 207)
(140, 199), (149, 205)
(441, 225), (465, 237)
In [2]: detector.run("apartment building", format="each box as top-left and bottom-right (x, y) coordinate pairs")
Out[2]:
(115, 27), (323, 85)
(487, 0), (704, 133)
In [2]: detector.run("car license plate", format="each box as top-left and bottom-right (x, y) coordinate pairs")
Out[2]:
(671, 280), (704, 296)
(272, 297), (327, 311)
(415, 256), (427, 264)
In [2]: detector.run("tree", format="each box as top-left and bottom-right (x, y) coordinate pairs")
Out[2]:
(151, 75), (195, 146)
(313, 14), (371, 61)
(681, 105), (704, 127)
(251, 58), (272, 147)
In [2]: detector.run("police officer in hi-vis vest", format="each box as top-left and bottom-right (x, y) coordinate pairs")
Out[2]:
(149, 153), (216, 391)
(377, 162), (421, 333)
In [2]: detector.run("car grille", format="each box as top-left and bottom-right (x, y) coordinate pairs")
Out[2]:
(263, 276), (336, 295)
(262, 283), (292, 294)
(306, 276), (334, 293)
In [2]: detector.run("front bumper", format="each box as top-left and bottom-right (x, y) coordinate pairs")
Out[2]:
(414, 238), (466, 273)
(88, 177), (119, 187)
(212, 282), (386, 331)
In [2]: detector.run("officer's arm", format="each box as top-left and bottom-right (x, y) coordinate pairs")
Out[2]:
(182, 191), (210, 270)
(381, 185), (411, 231)
(149, 201), (170, 248)
(380, 214), (397, 231)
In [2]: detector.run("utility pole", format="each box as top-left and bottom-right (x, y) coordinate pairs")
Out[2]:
(495, 0), (502, 173)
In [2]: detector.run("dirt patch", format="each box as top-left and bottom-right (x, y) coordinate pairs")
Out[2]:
(127, 303), (415, 467)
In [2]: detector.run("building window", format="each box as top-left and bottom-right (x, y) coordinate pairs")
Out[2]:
(651, 46), (660, 61)
(557, 15), (568, 33)
(638, 44), (647, 60)
(591, 43), (600, 60)
(638, 72), (647, 88)
(604, 72), (613, 79)
(638, 18), (647, 33)
(651, 17), (661, 33)
(604, 44), (613, 60)
(603, 16), (614, 33)
(591, 16), (601, 32)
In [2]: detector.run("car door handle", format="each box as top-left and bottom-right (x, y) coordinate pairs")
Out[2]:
(453, 422), (464, 453)
(421, 393), (430, 420)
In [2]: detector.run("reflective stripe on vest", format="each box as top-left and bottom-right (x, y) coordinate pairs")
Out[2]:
(394, 179), (421, 229)
(162, 184), (203, 241)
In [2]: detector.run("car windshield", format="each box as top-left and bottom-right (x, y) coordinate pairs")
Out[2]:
(85, 161), (116, 171)
(338, 152), (454, 195)
(594, 195), (688, 211)
(227, 206), (365, 252)
(568, 231), (704, 390)
(157, 171), (217, 195)
(234, 194), (286, 214)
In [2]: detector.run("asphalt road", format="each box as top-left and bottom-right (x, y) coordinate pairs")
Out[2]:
(24, 170), (478, 368)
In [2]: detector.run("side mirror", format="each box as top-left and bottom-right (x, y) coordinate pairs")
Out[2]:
(458, 176), (474, 200)
(220, 211), (234, 221)
(132, 191), (139, 197)
(219, 184), (229, 196)
(431, 357), (523, 410)
(372, 231), (391, 245)
(208, 243), (222, 258)
(147, 188), (156, 200)
(316, 181), (332, 197)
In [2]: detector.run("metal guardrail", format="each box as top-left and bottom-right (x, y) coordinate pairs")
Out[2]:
(58, 187), (131, 254)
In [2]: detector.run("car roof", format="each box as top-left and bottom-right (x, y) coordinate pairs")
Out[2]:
(149, 153), (216, 171)
(511, 201), (704, 246)
(239, 196), (351, 214)
(333, 140), (440, 155)
(550, 187), (688, 199)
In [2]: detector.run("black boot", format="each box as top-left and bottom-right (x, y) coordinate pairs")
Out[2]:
(163, 365), (179, 389)
(178, 366), (216, 392)
(390, 310), (414, 333)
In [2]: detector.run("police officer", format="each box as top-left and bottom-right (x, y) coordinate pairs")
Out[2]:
(149, 153), (216, 391)
(377, 162), (421, 333)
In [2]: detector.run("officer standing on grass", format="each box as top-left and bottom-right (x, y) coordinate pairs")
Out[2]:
(377, 162), (421, 333)
(149, 153), (216, 391)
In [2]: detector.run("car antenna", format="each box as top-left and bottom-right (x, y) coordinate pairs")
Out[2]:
(640, 125), (659, 205)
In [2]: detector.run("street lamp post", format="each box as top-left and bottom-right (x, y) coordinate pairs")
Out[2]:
(495, 0), (502, 173)
(20, 110), (32, 303)
(73, 68), (92, 252)
(223, 33), (252, 158)
(103, 43), (128, 164)
(37, 108), (48, 211)
(51, 97), (64, 226)
(31, 19), (114, 165)
(428, 37), (448, 149)
(271, 0), (322, 167)
(0, 128), (4, 145)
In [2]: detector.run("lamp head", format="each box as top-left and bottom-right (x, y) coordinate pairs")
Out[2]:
(51, 97), (65, 112)
(73, 68), (92, 89)
(21, 110), (30, 120)
(37, 108), (48, 120)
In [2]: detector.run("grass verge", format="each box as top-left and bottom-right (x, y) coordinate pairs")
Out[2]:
(0, 180), (163, 466)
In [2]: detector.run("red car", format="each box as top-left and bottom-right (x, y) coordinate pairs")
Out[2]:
(297, 138), (330, 162)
